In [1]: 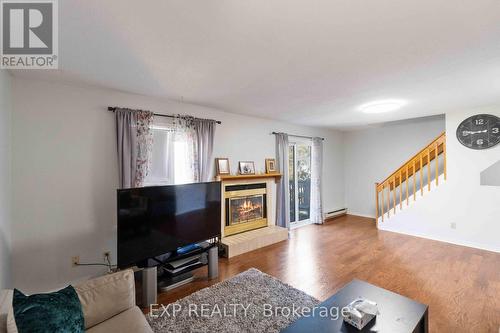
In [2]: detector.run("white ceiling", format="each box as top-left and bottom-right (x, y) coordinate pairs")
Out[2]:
(12, 0), (500, 128)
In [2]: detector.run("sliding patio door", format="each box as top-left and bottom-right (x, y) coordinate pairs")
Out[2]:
(288, 139), (312, 225)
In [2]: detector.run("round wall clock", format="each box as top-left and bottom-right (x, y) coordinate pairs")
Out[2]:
(456, 114), (500, 150)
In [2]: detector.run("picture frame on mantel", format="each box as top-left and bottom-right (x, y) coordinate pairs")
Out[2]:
(265, 158), (278, 174)
(238, 161), (256, 175)
(215, 158), (231, 176)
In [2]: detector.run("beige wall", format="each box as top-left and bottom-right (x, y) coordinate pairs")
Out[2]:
(343, 115), (446, 217)
(0, 71), (12, 289)
(380, 107), (500, 253)
(11, 77), (345, 292)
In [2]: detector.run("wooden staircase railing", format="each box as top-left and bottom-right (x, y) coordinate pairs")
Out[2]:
(375, 132), (446, 224)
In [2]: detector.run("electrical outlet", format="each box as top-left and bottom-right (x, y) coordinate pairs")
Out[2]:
(450, 222), (457, 229)
(72, 256), (80, 267)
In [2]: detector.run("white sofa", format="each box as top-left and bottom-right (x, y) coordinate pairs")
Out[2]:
(0, 269), (153, 333)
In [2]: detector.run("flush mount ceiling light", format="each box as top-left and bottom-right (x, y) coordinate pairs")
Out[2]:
(359, 100), (408, 114)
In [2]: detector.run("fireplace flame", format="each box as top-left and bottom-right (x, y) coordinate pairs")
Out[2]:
(241, 199), (260, 214)
(231, 196), (263, 224)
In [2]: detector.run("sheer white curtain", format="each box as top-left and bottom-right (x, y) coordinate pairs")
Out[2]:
(144, 117), (196, 185)
(173, 116), (197, 183)
(144, 115), (216, 185)
(310, 137), (324, 224)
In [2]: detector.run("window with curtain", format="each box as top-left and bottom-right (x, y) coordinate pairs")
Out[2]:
(143, 117), (196, 185)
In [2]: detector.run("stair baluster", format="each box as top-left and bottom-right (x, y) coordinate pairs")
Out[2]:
(375, 132), (446, 224)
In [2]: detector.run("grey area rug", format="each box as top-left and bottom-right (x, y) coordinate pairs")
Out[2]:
(147, 268), (319, 333)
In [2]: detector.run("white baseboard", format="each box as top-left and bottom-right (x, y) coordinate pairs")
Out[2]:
(378, 226), (500, 254)
(347, 212), (376, 219)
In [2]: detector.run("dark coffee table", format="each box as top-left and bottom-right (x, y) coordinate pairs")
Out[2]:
(282, 279), (428, 333)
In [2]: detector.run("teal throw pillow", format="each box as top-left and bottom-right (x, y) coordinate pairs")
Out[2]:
(13, 285), (85, 333)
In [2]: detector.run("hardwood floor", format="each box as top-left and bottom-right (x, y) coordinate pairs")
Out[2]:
(154, 215), (500, 333)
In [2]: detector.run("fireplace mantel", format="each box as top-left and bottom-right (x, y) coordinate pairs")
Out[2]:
(215, 173), (282, 183)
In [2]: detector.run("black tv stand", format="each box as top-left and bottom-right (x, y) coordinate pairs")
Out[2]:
(140, 243), (219, 306)
(158, 271), (196, 292)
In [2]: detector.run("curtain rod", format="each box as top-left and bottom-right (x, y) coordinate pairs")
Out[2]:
(107, 107), (222, 124)
(271, 131), (325, 141)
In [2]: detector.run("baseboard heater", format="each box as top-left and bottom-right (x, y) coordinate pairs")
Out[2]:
(324, 208), (347, 220)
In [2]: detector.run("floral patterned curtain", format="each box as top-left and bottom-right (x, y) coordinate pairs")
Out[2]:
(173, 115), (199, 183)
(115, 108), (154, 188)
(172, 115), (216, 182)
(144, 114), (216, 185)
(134, 111), (154, 187)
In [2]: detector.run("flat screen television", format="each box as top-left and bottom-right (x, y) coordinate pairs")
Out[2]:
(117, 181), (221, 268)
